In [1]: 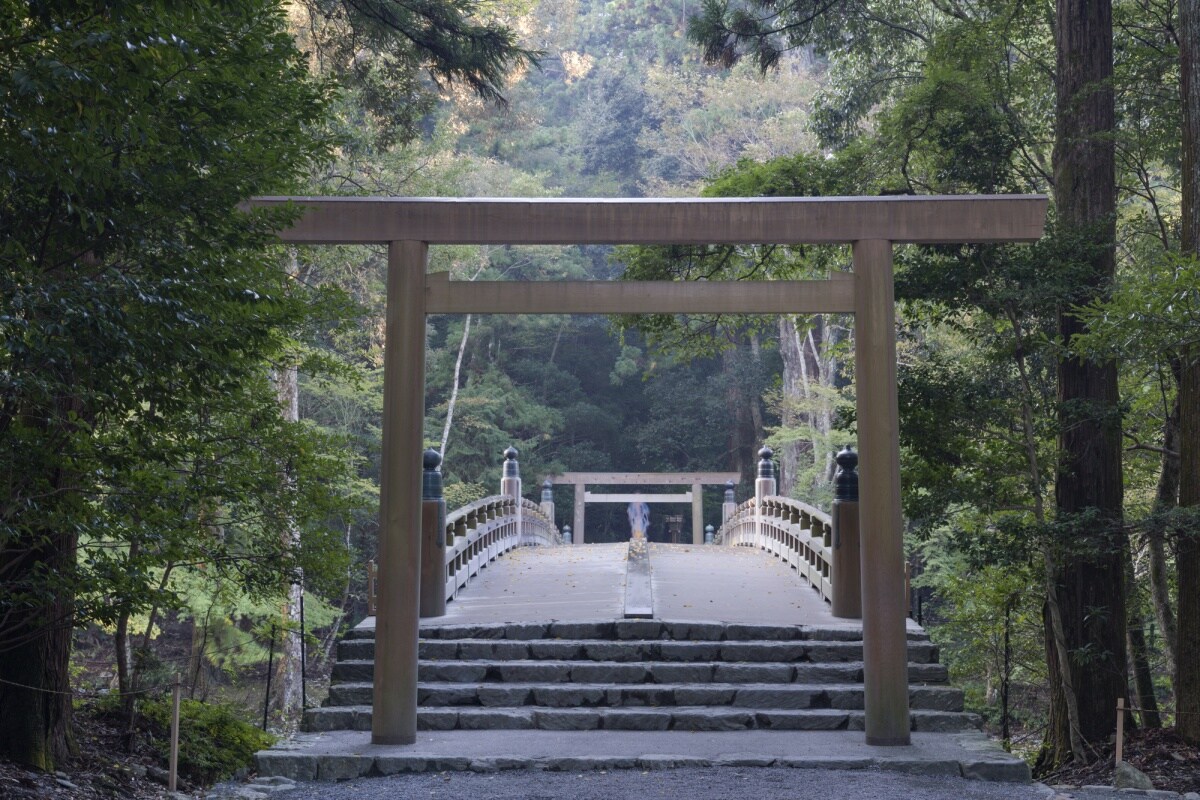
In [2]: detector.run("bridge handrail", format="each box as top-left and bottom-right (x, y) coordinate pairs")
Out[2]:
(443, 495), (560, 603)
(716, 494), (835, 605)
(367, 489), (560, 616)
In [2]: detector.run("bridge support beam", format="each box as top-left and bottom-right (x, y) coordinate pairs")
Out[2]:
(372, 240), (427, 745)
(853, 240), (911, 746)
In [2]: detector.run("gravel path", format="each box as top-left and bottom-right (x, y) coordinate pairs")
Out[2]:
(277, 767), (1060, 800)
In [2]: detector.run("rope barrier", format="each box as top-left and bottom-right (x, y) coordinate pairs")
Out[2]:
(0, 675), (174, 697)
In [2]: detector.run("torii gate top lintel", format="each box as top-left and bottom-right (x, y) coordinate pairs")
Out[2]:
(249, 194), (1047, 245)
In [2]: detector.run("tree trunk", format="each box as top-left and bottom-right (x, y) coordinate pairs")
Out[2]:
(1124, 537), (1161, 728)
(272, 362), (303, 725)
(1176, 0), (1200, 749)
(778, 316), (810, 496)
(1177, 358), (1200, 745)
(440, 314), (472, 457)
(1147, 386), (1180, 675)
(1044, 0), (1128, 764)
(0, 521), (78, 770)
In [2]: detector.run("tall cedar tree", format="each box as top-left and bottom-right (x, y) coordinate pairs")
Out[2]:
(0, 2), (333, 769)
(1041, 0), (1128, 767)
(1178, 0), (1200, 748)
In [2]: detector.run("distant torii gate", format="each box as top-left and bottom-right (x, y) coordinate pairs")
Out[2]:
(251, 193), (1048, 750)
(546, 472), (740, 544)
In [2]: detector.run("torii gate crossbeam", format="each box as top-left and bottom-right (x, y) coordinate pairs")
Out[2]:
(250, 194), (1048, 750)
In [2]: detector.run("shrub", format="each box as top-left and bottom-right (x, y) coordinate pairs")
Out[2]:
(140, 698), (275, 785)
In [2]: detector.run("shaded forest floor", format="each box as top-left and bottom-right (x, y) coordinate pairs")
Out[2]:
(0, 700), (198, 799)
(1041, 727), (1200, 793)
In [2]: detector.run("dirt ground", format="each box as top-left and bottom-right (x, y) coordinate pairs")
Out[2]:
(0, 701), (201, 800)
(1039, 727), (1200, 793)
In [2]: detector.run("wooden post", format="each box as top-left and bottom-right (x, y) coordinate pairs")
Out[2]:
(169, 672), (181, 792)
(722, 480), (736, 525)
(574, 482), (585, 545)
(691, 482), (703, 545)
(420, 449), (447, 618)
(853, 238), (911, 746)
(540, 479), (555, 527)
(831, 447), (862, 619)
(372, 240), (427, 745)
(755, 447), (776, 549)
(1116, 697), (1125, 764)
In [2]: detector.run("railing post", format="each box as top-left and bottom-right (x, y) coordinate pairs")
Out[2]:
(500, 447), (523, 545)
(704, 524), (714, 545)
(501, 446), (521, 499)
(420, 449), (447, 618)
(563, 524), (573, 544)
(755, 446), (776, 549)
(831, 446), (862, 619)
(540, 479), (555, 529)
(722, 480), (736, 526)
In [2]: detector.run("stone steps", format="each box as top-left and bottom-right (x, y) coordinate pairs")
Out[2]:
(304, 705), (980, 733)
(331, 659), (950, 684)
(337, 638), (940, 664)
(308, 619), (978, 737)
(325, 681), (963, 711)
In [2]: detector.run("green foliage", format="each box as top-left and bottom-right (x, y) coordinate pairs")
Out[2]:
(140, 698), (274, 785)
(444, 482), (489, 509)
(292, 0), (540, 148)
(0, 0), (355, 662)
(916, 536), (1047, 730)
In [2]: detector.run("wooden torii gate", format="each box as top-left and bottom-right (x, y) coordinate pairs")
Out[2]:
(546, 471), (741, 544)
(251, 194), (1048, 750)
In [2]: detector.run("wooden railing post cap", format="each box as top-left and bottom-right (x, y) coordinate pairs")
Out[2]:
(724, 480), (735, 502)
(503, 446), (520, 478)
(757, 446), (775, 480)
(423, 449), (443, 500)
(541, 478), (554, 502)
(834, 446), (858, 502)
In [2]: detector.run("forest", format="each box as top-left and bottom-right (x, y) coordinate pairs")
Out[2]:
(1, 0), (1198, 790)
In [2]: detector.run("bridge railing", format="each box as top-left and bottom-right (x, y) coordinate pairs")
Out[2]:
(366, 446), (560, 616)
(718, 495), (835, 604)
(444, 495), (560, 601)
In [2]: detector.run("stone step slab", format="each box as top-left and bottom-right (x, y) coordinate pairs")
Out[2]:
(330, 659), (950, 685)
(303, 705), (980, 733)
(325, 681), (964, 712)
(403, 620), (932, 642)
(337, 638), (939, 664)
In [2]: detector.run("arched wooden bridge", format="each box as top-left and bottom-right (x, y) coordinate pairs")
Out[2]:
(307, 446), (975, 741)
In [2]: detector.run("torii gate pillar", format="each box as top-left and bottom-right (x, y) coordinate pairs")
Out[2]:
(853, 239), (909, 746)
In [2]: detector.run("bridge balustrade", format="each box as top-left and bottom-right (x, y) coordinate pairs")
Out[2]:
(367, 448), (561, 616)
(444, 495), (560, 601)
(717, 496), (835, 605)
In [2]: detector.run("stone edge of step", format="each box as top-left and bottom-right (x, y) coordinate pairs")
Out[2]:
(302, 705), (983, 734)
(324, 681), (965, 711)
(256, 733), (1028, 783)
(347, 619), (931, 643)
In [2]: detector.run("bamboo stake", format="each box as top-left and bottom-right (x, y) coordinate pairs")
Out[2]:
(169, 672), (181, 792)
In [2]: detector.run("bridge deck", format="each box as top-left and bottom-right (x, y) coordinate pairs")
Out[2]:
(650, 543), (838, 625)
(417, 542), (858, 627)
